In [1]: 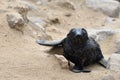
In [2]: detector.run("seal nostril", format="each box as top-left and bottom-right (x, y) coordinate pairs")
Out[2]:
(76, 35), (81, 38)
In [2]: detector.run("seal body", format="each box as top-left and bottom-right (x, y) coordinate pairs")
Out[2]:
(61, 28), (104, 72)
(63, 37), (103, 71)
(36, 28), (107, 73)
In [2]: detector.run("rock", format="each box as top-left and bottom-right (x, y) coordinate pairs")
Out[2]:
(28, 17), (47, 31)
(14, 0), (36, 23)
(104, 17), (116, 25)
(8, 0), (37, 10)
(86, 0), (120, 18)
(36, 1), (42, 5)
(28, 17), (52, 40)
(15, 6), (29, 23)
(39, 0), (51, 5)
(7, 13), (25, 29)
(17, 0), (37, 10)
(89, 34), (97, 39)
(96, 29), (115, 41)
(108, 53), (120, 71)
(56, 0), (75, 10)
(7, 0), (16, 2)
(99, 75), (115, 80)
(13, 1), (37, 23)
(54, 54), (68, 69)
(88, 29), (115, 41)
(115, 41), (120, 54)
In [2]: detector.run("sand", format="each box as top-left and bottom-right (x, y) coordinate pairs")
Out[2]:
(0, 0), (120, 80)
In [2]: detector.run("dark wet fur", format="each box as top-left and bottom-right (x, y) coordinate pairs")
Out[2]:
(37, 28), (106, 73)
(63, 37), (103, 67)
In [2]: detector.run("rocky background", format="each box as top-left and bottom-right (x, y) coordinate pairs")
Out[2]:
(0, 0), (120, 80)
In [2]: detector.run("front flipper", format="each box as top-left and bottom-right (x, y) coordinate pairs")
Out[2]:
(36, 39), (63, 46)
(71, 65), (91, 73)
(98, 58), (109, 68)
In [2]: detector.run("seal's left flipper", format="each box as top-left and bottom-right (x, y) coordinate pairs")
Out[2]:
(71, 69), (91, 73)
(36, 39), (64, 46)
(98, 58), (108, 68)
(70, 65), (91, 73)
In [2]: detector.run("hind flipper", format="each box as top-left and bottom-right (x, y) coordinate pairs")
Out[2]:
(98, 58), (109, 68)
(36, 39), (63, 46)
(71, 65), (91, 73)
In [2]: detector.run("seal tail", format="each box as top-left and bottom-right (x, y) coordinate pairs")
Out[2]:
(36, 39), (63, 46)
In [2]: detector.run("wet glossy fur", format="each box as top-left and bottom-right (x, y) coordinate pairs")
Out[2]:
(36, 28), (107, 73)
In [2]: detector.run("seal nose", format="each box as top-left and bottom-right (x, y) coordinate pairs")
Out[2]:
(75, 35), (81, 38)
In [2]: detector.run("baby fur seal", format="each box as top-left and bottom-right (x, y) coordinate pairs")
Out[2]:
(36, 28), (108, 73)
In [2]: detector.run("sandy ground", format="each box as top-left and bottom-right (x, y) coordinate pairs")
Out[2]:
(0, 0), (120, 80)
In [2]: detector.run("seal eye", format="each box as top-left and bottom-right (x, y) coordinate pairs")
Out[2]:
(70, 28), (76, 33)
(68, 28), (77, 38)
